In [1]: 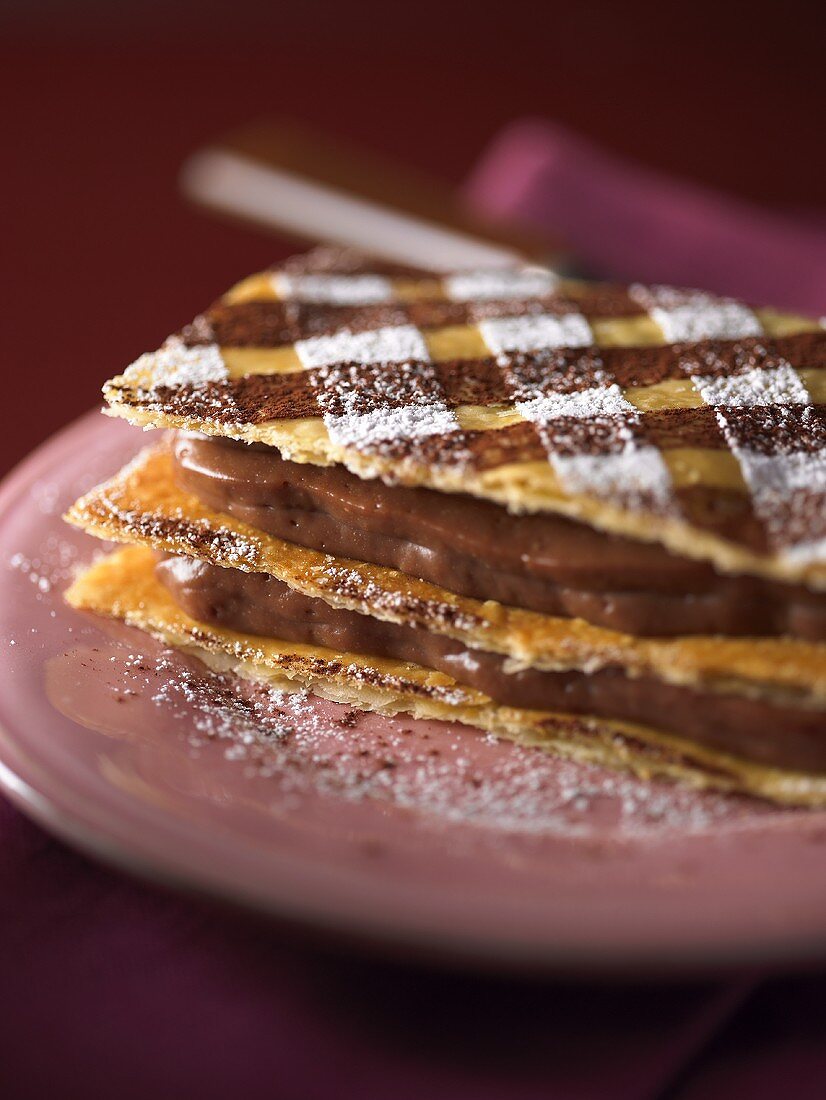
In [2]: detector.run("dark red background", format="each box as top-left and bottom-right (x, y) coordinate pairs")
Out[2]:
(2, 0), (825, 479)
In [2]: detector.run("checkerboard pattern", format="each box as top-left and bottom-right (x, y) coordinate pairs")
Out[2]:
(104, 248), (826, 575)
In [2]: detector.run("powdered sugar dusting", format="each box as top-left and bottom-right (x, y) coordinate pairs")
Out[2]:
(9, 538), (81, 596)
(122, 337), (228, 389)
(689, 354), (826, 559)
(733, 449), (826, 557)
(480, 312), (593, 354)
(311, 357), (460, 450)
(516, 382), (635, 424)
(296, 325), (430, 368)
(325, 400), (458, 449)
(446, 268), (558, 302)
(738, 450), (826, 494)
(784, 536), (826, 566)
(554, 447), (674, 509)
(273, 273), (394, 304)
(503, 361), (675, 512)
(96, 648), (772, 839)
(318, 560), (485, 633)
(697, 363), (809, 408)
(630, 285), (763, 343)
(94, 493), (263, 569)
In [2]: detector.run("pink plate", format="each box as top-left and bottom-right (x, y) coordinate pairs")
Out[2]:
(1, 411), (826, 974)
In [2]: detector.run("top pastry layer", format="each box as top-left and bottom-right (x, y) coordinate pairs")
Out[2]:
(103, 246), (826, 587)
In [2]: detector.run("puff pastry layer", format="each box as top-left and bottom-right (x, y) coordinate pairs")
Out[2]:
(65, 545), (826, 807)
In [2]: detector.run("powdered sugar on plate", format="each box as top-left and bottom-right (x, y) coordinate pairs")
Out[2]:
(75, 642), (779, 841)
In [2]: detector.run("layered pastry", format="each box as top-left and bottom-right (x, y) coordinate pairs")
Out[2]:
(65, 247), (826, 805)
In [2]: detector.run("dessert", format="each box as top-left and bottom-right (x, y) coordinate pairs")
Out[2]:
(65, 247), (826, 805)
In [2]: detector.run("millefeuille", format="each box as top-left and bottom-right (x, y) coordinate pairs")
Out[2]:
(65, 246), (826, 805)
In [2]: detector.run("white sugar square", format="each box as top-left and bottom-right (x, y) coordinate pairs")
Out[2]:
(273, 273), (394, 304)
(325, 402), (458, 448)
(479, 313), (593, 354)
(736, 449), (826, 495)
(736, 450), (826, 555)
(782, 537), (826, 565)
(296, 325), (430, 368)
(651, 299), (762, 343)
(123, 337), (227, 388)
(445, 268), (558, 301)
(553, 446), (674, 508)
(694, 363), (809, 407)
(516, 383), (634, 424)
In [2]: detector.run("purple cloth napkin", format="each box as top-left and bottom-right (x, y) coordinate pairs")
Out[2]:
(0, 800), (754, 1100)
(673, 975), (826, 1099)
(465, 119), (826, 315)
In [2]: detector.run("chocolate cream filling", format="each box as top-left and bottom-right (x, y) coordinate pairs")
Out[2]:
(156, 554), (826, 772)
(172, 433), (826, 640)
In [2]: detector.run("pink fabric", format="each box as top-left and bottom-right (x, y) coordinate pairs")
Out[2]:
(465, 119), (826, 315)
